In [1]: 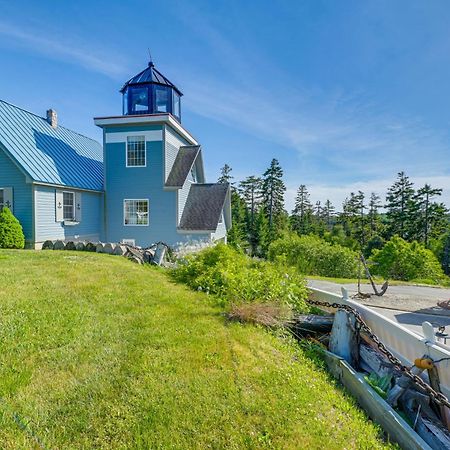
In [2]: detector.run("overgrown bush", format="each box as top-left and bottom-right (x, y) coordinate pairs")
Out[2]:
(172, 244), (309, 312)
(268, 234), (359, 278)
(0, 207), (25, 249)
(370, 236), (446, 283)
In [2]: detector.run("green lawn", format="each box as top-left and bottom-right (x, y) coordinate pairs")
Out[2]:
(0, 250), (395, 449)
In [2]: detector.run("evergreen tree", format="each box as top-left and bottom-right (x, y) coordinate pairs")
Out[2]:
(368, 192), (382, 236)
(218, 164), (234, 185)
(291, 184), (314, 234)
(0, 207), (25, 249)
(323, 199), (335, 229)
(385, 171), (415, 239)
(261, 159), (286, 241)
(415, 184), (447, 246)
(227, 190), (247, 249)
(254, 207), (269, 257)
(239, 176), (263, 254)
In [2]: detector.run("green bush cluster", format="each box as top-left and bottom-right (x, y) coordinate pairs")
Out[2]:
(0, 207), (25, 249)
(268, 234), (359, 278)
(173, 244), (309, 312)
(370, 236), (446, 283)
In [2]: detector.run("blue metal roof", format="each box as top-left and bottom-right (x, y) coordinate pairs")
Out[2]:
(120, 61), (183, 96)
(0, 100), (103, 191)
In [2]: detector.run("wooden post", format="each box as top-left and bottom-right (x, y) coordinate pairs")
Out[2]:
(329, 309), (358, 367)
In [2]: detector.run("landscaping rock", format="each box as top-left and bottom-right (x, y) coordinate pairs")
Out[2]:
(65, 241), (76, 251)
(42, 240), (54, 250)
(85, 242), (97, 252)
(96, 243), (105, 253)
(75, 242), (85, 251)
(53, 240), (66, 250)
(113, 245), (127, 256)
(103, 243), (116, 254)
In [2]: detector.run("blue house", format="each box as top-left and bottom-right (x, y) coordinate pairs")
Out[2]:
(0, 61), (231, 248)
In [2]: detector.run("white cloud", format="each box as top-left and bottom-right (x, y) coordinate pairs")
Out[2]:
(0, 21), (127, 79)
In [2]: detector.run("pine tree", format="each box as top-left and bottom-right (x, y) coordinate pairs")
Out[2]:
(415, 184), (446, 246)
(368, 192), (382, 236)
(254, 207), (269, 257)
(291, 185), (313, 234)
(261, 159), (286, 241)
(218, 164), (234, 185)
(323, 199), (335, 229)
(227, 190), (247, 249)
(385, 171), (415, 239)
(239, 176), (263, 254)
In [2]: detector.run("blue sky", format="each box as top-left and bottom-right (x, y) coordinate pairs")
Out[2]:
(0, 0), (449, 211)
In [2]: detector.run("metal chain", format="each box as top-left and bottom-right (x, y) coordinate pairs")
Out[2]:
(306, 298), (450, 409)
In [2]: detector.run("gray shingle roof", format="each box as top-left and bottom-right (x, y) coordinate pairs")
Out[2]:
(166, 145), (200, 187)
(179, 183), (229, 231)
(0, 100), (103, 191)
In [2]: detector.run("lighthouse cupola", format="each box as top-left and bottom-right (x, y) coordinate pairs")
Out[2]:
(120, 60), (182, 122)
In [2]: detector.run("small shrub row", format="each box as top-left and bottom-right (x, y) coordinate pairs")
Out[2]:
(370, 236), (447, 283)
(268, 234), (359, 278)
(0, 207), (25, 249)
(172, 244), (309, 312)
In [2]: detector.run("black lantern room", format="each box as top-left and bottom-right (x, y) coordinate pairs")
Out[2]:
(121, 61), (182, 122)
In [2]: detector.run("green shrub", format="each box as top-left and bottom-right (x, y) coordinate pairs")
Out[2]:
(0, 207), (25, 249)
(370, 236), (446, 283)
(173, 244), (309, 312)
(268, 234), (359, 278)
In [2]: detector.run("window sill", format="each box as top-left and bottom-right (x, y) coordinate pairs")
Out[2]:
(63, 220), (80, 226)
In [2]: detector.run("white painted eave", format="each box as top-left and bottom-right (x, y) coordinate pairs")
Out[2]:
(93, 113), (198, 145)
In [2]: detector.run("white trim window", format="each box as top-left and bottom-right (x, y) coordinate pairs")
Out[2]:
(63, 191), (75, 220)
(126, 136), (146, 167)
(0, 189), (3, 211)
(124, 199), (149, 226)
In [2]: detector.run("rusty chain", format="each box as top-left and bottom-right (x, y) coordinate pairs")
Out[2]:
(306, 298), (450, 409)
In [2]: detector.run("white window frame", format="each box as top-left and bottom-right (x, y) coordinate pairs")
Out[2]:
(126, 135), (146, 168)
(123, 199), (149, 227)
(62, 191), (75, 221)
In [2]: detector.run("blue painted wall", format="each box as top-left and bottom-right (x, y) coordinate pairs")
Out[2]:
(104, 124), (180, 246)
(34, 185), (103, 244)
(0, 146), (33, 242)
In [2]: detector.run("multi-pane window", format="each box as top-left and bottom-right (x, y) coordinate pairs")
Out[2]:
(126, 136), (146, 167)
(0, 189), (4, 211)
(63, 192), (75, 220)
(124, 199), (149, 226)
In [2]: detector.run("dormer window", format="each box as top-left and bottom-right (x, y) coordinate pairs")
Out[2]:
(126, 136), (146, 167)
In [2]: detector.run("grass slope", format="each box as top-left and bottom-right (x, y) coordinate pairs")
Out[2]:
(0, 250), (394, 449)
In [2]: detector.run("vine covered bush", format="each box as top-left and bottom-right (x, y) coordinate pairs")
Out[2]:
(370, 236), (446, 283)
(0, 207), (25, 249)
(172, 244), (309, 312)
(268, 234), (359, 278)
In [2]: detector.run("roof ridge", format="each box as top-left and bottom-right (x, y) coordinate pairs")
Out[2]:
(0, 99), (101, 146)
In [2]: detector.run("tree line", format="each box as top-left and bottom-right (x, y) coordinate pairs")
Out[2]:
(218, 162), (450, 274)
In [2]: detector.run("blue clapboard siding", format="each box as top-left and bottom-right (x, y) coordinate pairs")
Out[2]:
(104, 125), (184, 246)
(0, 146), (33, 241)
(34, 185), (103, 243)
